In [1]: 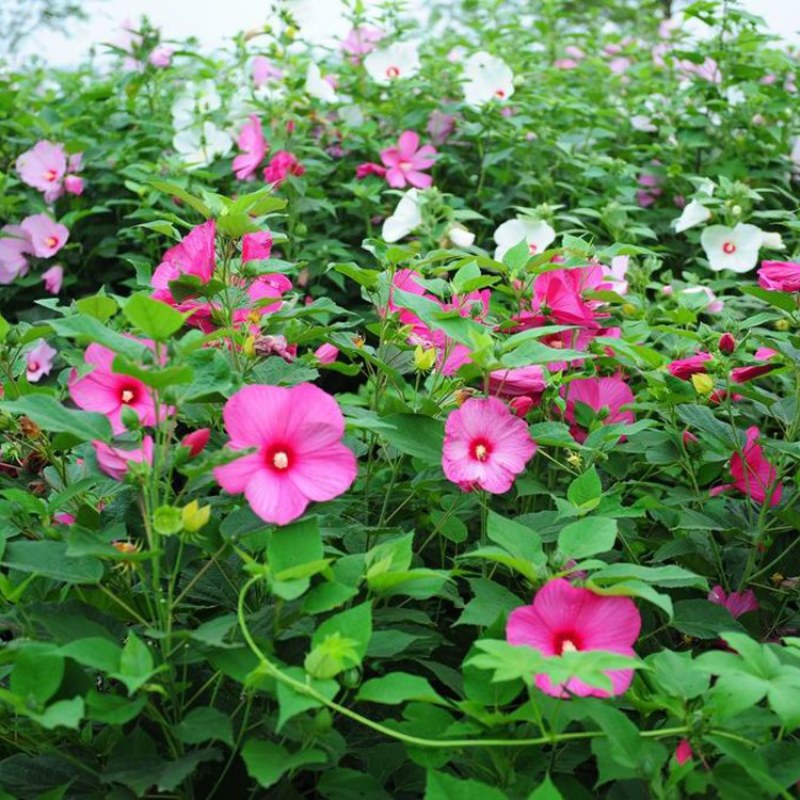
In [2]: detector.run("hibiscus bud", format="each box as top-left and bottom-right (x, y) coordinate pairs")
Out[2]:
(19, 416), (42, 439)
(731, 204), (742, 217)
(682, 430), (699, 448)
(675, 739), (693, 766)
(622, 303), (637, 316)
(315, 344), (339, 365)
(691, 373), (714, 395)
(120, 404), (141, 431)
(182, 499), (211, 532)
(181, 428), (210, 457)
(414, 345), (436, 372)
(775, 319), (790, 331)
(718, 332), (736, 354)
(509, 396), (534, 417)
(153, 505), (183, 535)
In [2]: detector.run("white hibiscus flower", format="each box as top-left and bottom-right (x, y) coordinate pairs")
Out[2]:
(493, 218), (555, 261)
(700, 223), (763, 273)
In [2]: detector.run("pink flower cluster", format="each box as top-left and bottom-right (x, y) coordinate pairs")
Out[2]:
(232, 116), (305, 187)
(0, 215), (69, 286)
(150, 220), (291, 334)
(16, 141), (84, 203)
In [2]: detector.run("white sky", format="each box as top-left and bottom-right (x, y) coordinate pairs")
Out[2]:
(12, 0), (800, 67)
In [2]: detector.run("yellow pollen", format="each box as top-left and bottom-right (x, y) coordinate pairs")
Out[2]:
(121, 389), (134, 403)
(475, 443), (488, 461)
(273, 451), (289, 469)
(722, 242), (736, 254)
(46, 236), (58, 248)
(561, 639), (578, 653)
(43, 169), (58, 182)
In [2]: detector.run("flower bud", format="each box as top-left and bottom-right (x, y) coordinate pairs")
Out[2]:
(182, 500), (211, 533)
(509, 396), (534, 417)
(776, 319), (790, 331)
(315, 343), (339, 365)
(682, 430), (699, 448)
(718, 332), (736, 354)
(414, 345), (436, 372)
(691, 373), (714, 395)
(731, 204), (742, 217)
(181, 428), (210, 458)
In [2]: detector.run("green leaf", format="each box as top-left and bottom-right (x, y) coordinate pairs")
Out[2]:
(75, 292), (118, 322)
(29, 698), (84, 730)
(558, 517), (617, 560)
(356, 673), (446, 705)
(175, 707), (234, 746)
(268, 516), (324, 600)
(426, 770), (509, 800)
(590, 563), (707, 590)
(149, 180), (212, 217)
(2, 541), (104, 584)
(312, 602), (372, 665)
(11, 648), (64, 705)
(455, 578), (522, 628)
(0, 313), (10, 343)
(528, 776), (564, 800)
(672, 600), (745, 639)
(380, 413), (444, 465)
(111, 632), (155, 694)
(0, 396), (111, 443)
(59, 638), (122, 673)
(123, 294), (186, 340)
(241, 740), (326, 789)
(86, 691), (147, 724)
(567, 467), (602, 511)
(487, 511), (546, 567)
(47, 315), (148, 359)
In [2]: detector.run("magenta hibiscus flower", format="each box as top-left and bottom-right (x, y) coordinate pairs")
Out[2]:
(442, 396), (536, 493)
(214, 384), (358, 525)
(506, 578), (641, 698)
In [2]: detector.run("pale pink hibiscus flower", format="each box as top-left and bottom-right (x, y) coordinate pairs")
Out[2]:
(380, 131), (437, 189)
(233, 115), (268, 181)
(94, 437), (154, 481)
(214, 384), (357, 525)
(42, 265), (64, 294)
(26, 340), (57, 383)
(69, 342), (171, 435)
(16, 141), (67, 202)
(442, 396), (536, 493)
(711, 426), (782, 506)
(506, 578), (641, 698)
(20, 214), (69, 259)
(252, 56), (283, 87)
(0, 225), (32, 283)
(341, 26), (384, 57)
(562, 376), (635, 443)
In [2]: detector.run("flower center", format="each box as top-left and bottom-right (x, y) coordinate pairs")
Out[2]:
(28, 360), (39, 372)
(272, 451), (289, 470)
(722, 241), (736, 254)
(399, 161), (412, 172)
(45, 236), (59, 249)
(386, 65), (400, 78)
(472, 440), (491, 462)
(555, 631), (583, 654)
(120, 389), (135, 404)
(495, 88), (506, 98)
(528, 242), (538, 254)
(43, 169), (59, 182)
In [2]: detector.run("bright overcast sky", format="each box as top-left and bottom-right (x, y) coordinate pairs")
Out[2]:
(11, 0), (800, 67)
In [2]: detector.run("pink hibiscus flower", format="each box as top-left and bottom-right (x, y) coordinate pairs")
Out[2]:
(0, 224), (32, 283)
(233, 115), (268, 181)
(758, 261), (800, 292)
(20, 214), (69, 259)
(241, 231), (272, 263)
(263, 151), (305, 187)
(26, 340), (57, 383)
(488, 366), (546, 400)
(380, 131), (437, 189)
(708, 585), (758, 618)
(69, 342), (171, 435)
(442, 396), (536, 493)
(214, 384), (358, 525)
(355, 162), (387, 180)
(506, 578), (641, 698)
(94, 437), (154, 481)
(531, 265), (606, 327)
(711, 426), (782, 506)
(562, 375), (635, 443)
(151, 219), (216, 307)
